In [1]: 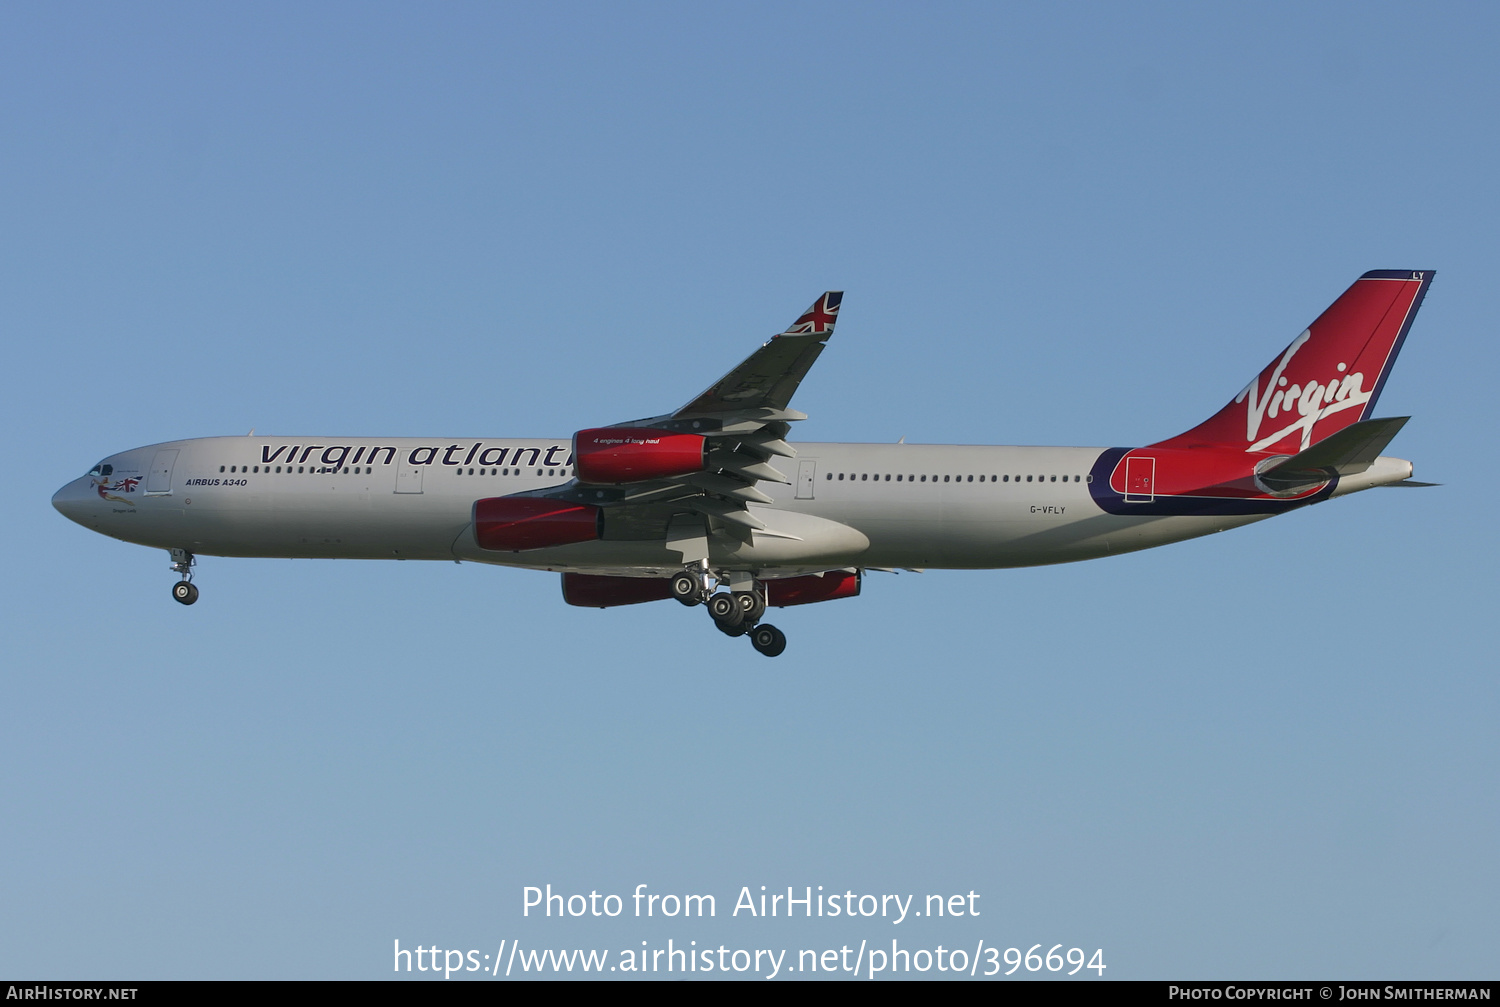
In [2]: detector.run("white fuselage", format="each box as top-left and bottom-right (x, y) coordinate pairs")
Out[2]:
(51, 433), (1414, 580)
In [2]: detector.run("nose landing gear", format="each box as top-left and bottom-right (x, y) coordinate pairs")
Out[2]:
(169, 548), (198, 605)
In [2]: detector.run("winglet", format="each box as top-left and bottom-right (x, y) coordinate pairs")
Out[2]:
(781, 291), (843, 337)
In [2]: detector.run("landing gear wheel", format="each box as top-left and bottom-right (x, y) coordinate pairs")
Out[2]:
(750, 624), (786, 657)
(670, 571), (701, 606)
(172, 581), (199, 606)
(735, 591), (766, 623)
(707, 592), (742, 624)
(715, 617), (748, 637)
(707, 592), (746, 635)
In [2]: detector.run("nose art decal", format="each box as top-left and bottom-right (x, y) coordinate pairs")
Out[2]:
(92, 476), (140, 506)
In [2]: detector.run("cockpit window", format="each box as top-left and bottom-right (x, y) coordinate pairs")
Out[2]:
(88, 463), (113, 477)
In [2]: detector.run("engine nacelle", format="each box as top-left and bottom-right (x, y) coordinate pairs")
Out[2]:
(561, 573), (673, 608)
(474, 497), (601, 551)
(765, 570), (861, 607)
(573, 427), (707, 484)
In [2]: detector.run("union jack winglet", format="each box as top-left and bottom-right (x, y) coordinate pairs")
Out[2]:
(781, 291), (843, 336)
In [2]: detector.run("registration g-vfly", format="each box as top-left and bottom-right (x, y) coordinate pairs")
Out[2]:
(53, 271), (1433, 657)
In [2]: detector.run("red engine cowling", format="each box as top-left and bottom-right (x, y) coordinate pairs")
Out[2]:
(765, 570), (861, 607)
(474, 497), (601, 551)
(573, 427), (707, 484)
(561, 573), (673, 608)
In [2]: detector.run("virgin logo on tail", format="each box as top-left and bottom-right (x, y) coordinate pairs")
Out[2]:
(1236, 330), (1370, 453)
(1154, 270), (1432, 455)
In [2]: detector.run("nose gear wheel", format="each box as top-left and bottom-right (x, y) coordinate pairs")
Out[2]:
(169, 548), (198, 605)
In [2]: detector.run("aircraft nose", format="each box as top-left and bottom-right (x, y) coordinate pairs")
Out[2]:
(52, 478), (93, 524)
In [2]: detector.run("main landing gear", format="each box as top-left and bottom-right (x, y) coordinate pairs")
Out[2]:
(169, 548), (198, 606)
(678, 567), (786, 657)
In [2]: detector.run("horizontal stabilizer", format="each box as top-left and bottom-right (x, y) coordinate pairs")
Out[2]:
(1257, 416), (1408, 492)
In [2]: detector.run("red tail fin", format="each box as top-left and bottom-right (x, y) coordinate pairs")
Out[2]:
(1154, 270), (1433, 454)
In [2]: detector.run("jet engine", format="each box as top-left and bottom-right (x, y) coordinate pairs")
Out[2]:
(474, 497), (601, 551)
(573, 427), (707, 484)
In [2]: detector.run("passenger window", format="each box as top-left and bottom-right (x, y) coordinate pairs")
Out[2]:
(220, 466), (225, 473)
(1027, 475), (1033, 482)
(967, 475), (973, 482)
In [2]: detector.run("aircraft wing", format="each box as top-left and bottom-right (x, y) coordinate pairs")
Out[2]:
(522, 292), (843, 542)
(674, 291), (843, 417)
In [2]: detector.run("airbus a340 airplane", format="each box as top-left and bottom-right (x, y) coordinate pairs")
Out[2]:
(53, 270), (1432, 657)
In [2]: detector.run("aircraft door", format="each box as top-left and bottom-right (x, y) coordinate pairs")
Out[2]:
(1124, 456), (1155, 502)
(395, 454), (424, 494)
(145, 449), (179, 495)
(796, 460), (817, 500)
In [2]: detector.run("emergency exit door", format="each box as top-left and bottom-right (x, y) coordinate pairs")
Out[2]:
(796, 460), (817, 499)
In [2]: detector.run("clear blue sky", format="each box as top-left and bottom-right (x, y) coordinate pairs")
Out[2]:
(3, 2), (1495, 979)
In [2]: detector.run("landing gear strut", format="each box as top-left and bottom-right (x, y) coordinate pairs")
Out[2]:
(169, 548), (198, 606)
